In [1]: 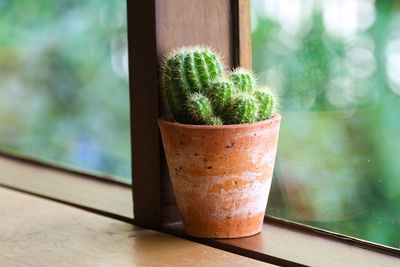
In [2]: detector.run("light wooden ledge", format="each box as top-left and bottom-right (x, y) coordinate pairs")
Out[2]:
(163, 220), (400, 267)
(0, 187), (271, 267)
(0, 154), (132, 219)
(217, 221), (400, 266)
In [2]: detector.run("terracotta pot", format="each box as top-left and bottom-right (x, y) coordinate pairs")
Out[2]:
(158, 114), (281, 238)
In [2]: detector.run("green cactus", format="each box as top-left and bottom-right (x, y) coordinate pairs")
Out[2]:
(160, 46), (278, 125)
(186, 92), (221, 125)
(225, 93), (259, 124)
(160, 46), (224, 122)
(254, 87), (277, 120)
(229, 68), (257, 93)
(208, 116), (223, 126)
(206, 78), (236, 115)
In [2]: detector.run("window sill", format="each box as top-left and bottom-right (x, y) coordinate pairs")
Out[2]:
(1, 153), (399, 266)
(0, 186), (267, 267)
(162, 219), (399, 266)
(0, 153), (133, 221)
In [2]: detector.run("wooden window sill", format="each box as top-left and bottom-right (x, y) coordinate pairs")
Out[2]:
(0, 186), (268, 266)
(0, 153), (132, 220)
(216, 219), (400, 266)
(163, 220), (399, 267)
(0, 153), (399, 266)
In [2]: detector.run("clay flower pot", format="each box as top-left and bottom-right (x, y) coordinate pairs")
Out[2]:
(158, 114), (281, 238)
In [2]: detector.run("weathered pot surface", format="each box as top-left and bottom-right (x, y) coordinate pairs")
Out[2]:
(158, 114), (281, 238)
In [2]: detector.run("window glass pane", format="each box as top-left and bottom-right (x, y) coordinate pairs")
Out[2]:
(0, 1), (130, 181)
(252, 0), (400, 248)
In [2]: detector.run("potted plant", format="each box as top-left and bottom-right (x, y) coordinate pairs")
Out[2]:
(157, 46), (281, 238)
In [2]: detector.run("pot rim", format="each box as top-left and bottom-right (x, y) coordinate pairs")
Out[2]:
(158, 113), (281, 130)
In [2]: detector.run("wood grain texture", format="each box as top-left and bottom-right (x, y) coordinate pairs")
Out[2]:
(0, 187), (271, 267)
(237, 0), (252, 68)
(0, 155), (132, 218)
(155, 0), (234, 67)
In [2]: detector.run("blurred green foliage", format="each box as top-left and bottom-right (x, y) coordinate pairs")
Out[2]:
(252, 0), (400, 248)
(0, 0), (130, 179)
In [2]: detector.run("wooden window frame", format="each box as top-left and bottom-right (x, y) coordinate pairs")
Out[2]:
(0, 0), (399, 265)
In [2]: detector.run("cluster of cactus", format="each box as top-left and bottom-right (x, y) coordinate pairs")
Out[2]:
(160, 46), (278, 125)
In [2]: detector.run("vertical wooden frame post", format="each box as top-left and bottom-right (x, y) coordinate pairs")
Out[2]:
(127, 1), (161, 228)
(127, 0), (252, 228)
(234, 0), (252, 69)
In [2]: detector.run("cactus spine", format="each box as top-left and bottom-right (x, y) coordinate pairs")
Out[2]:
(161, 46), (224, 122)
(254, 87), (276, 120)
(208, 116), (223, 126)
(229, 68), (257, 93)
(225, 94), (259, 124)
(206, 78), (236, 115)
(160, 46), (278, 125)
(187, 93), (222, 125)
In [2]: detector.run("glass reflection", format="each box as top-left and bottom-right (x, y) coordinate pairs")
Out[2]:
(252, 0), (400, 248)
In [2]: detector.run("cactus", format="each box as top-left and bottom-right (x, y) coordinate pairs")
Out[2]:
(229, 68), (257, 93)
(254, 87), (277, 120)
(160, 46), (224, 122)
(206, 78), (236, 115)
(225, 93), (259, 124)
(186, 92), (222, 125)
(160, 46), (278, 125)
(208, 116), (223, 126)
